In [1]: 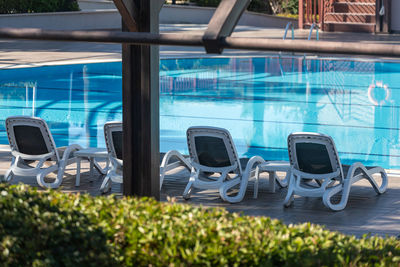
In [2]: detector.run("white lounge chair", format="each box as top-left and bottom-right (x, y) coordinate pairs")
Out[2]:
(100, 121), (191, 193)
(4, 116), (82, 189)
(100, 121), (123, 193)
(284, 132), (388, 211)
(163, 126), (265, 202)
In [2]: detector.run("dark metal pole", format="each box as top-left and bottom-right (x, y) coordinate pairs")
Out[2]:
(203, 0), (251, 53)
(1, 28), (400, 57)
(122, 0), (161, 199)
(0, 28), (203, 46)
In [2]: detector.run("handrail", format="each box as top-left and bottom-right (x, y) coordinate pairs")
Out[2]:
(283, 22), (295, 40)
(278, 55), (284, 76)
(308, 23), (319, 41)
(281, 22), (295, 67)
(303, 23), (319, 69)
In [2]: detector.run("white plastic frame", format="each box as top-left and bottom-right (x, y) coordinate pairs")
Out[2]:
(285, 132), (388, 211)
(100, 121), (123, 192)
(4, 116), (82, 188)
(100, 121), (193, 193)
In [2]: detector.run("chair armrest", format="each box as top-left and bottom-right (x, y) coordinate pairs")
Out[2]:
(11, 150), (55, 161)
(110, 157), (123, 167)
(191, 161), (238, 173)
(60, 144), (83, 162)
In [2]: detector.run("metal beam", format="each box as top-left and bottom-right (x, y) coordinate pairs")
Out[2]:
(0, 28), (202, 45)
(1, 28), (400, 57)
(203, 0), (250, 53)
(113, 0), (139, 32)
(122, 0), (161, 199)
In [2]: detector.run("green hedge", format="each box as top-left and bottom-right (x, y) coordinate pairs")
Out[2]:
(1, 184), (400, 266)
(0, 0), (79, 14)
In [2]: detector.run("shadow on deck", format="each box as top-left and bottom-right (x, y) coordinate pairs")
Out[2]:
(2, 147), (399, 238)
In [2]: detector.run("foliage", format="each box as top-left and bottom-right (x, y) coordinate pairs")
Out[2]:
(0, 184), (116, 266)
(1, 184), (400, 266)
(0, 0), (79, 14)
(277, 13), (299, 19)
(281, 0), (299, 15)
(189, 0), (298, 15)
(248, 0), (273, 14)
(189, 0), (220, 7)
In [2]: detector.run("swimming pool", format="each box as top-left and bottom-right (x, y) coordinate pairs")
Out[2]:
(1, 56), (400, 169)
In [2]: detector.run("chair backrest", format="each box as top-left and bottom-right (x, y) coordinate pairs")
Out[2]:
(104, 121), (123, 160)
(287, 132), (343, 181)
(187, 126), (241, 174)
(5, 116), (59, 161)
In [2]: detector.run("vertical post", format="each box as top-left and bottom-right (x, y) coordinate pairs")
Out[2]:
(299, 0), (304, 29)
(319, 0), (324, 31)
(376, 0), (382, 32)
(122, 0), (161, 199)
(375, 0), (391, 33)
(382, 0), (391, 33)
(313, 0), (317, 23)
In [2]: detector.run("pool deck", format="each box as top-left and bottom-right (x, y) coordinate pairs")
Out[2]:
(2, 25), (400, 238)
(2, 143), (400, 239)
(2, 24), (400, 69)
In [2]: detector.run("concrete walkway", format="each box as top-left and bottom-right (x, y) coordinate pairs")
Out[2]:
(1, 24), (400, 69)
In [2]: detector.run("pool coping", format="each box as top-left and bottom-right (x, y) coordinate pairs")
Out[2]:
(2, 53), (400, 70)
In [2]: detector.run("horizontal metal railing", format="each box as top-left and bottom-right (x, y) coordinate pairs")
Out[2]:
(0, 28), (400, 57)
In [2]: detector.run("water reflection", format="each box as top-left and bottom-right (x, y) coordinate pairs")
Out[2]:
(0, 63), (122, 148)
(1, 57), (400, 169)
(160, 57), (400, 169)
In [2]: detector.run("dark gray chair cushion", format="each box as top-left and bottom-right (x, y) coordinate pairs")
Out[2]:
(194, 136), (230, 167)
(295, 143), (333, 174)
(112, 131), (123, 160)
(14, 125), (49, 155)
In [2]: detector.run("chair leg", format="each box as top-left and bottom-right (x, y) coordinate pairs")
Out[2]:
(160, 150), (192, 190)
(3, 157), (18, 182)
(219, 156), (265, 203)
(268, 171), (276, 193)
(322, 162), (388, 211)
(36, 165), (60, 189)
(3, 168), (14, 182)
(183, 172), (196, 200)
(364, 167), (388, 194)
(100, 175), (112, 194)
(93, 159), (107, 175)
(183, 183), (193, 200)
(283, 173), (295, 207)
(75, 158), (81, 187)
(323, 164), (388, 211)
(253, 166), (260, 199)
(276, 169), (290, 189)
(323, 179), (351, 211)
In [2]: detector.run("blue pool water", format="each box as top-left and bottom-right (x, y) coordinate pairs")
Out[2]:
(1, 56), (400, 169)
